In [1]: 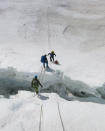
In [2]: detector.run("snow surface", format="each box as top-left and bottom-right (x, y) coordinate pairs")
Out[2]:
(0, 0), (105, 130)
(0, 0), (105, 86)
(1, 91), (105, 131)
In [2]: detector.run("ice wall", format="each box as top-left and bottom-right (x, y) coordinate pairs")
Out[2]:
(0, 67), (104, 104)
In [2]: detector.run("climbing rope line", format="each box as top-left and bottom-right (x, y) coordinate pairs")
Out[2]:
(41, 68), (46, 83)
(39, 66), (46, 93)
(47, 7), (51, 50)
(39, 66), (46, 83)
(39, 66), (43, 80)
(39, 104), (43, 131)
(57, 102), (65, 131)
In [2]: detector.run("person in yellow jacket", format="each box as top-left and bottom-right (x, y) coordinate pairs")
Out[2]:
(48, 51), (56, 62)
(31, 75), (43, 95)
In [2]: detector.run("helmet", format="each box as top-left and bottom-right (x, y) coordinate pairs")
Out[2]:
(51, 50), (54, 53)
(34, 75), (37, 79)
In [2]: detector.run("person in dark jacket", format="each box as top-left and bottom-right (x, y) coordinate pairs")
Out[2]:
(31, 75), (43, 95)
(41, 54), (49, 68)
(48, 51), (56, 62)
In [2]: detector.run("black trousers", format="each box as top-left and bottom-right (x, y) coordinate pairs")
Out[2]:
(50, 56), (54, 61)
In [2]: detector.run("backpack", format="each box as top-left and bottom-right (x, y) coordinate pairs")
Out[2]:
(32, 79), (39, 87)
(41, 55), (45, 62)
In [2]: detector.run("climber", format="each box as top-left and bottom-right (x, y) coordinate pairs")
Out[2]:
(31, 75), (43, 95)
(41, 54), (49, 68)
(48, 50), (56, 62)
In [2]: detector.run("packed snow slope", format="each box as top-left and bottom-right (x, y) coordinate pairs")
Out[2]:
(0, 0), (105, 86)
(1, 91), (105, 131)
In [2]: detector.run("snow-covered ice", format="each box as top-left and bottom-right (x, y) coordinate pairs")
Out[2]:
(0, 0), (105, 130)
(1, 91), (105, 131)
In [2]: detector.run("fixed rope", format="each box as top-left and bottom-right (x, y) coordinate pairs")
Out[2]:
(47, 7), (51, 50)
(57, 102), (65, 131)
(39, 104), (43, 131)
(39, 66), (46, 83)
(39, 66), (43, 80)
(39, 66), (46, 93)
